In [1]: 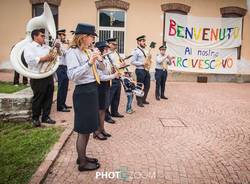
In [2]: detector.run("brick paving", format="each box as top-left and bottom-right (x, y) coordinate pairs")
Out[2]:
(1, 71), (250, 184)
(41, 81), (250, 184)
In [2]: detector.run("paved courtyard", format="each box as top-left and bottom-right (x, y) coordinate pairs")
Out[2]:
(41, 81), (250, 184)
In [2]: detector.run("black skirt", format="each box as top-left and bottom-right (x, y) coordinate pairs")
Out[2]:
(98, 81), (110, 110)
(73, 82), (99, 134)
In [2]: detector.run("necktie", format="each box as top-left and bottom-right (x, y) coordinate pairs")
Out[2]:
(83, 49), (100, 84)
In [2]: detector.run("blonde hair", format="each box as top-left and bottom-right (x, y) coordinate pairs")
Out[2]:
(69, 34), (88, 49)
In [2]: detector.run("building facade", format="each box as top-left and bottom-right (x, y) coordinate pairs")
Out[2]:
(1, 0), (249, 81)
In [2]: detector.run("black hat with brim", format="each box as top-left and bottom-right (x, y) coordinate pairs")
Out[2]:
(75, 23), (97, 36)
(57, 29), (66, 34)
(136, 35), (146, 41)
(106, 38), (118, 44)
(95, 41), (109, 49)
(159, 45), (167, 50)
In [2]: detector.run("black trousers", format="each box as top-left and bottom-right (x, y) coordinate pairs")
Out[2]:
(30, 76), (54, 121)
(135, 69), (151, 104)
(56, 65), (69, 110)
(13, 71), (28, 85)
(110, 79), (121, 114)
(13, 52), (28, 85)
(105, 79), (121, 117)
(155, 69), (168, 98)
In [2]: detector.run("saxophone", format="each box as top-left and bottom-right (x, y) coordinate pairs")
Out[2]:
(144, 42), (156, 71)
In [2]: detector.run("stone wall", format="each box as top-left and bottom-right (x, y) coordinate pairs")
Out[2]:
(0, 87), (33, 122)
(149, 72), (250, 83)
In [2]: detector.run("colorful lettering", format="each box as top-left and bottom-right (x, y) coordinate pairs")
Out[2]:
(210, 28), (218, 41)
(169, 19), (176, 36)
(194, 28), (202, 41)
(202, 28), (210, 41)
(177, 25), (184, 38)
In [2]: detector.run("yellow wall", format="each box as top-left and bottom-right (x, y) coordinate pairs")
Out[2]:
(0, 0), (31, 62)
(126, 0), (163, 57)
(0, 0), (249, 69)
(242, 7), (250, 59)
(59, 0), (97, 41)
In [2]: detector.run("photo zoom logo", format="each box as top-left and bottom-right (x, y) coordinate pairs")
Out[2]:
(96, 166), (156, 181)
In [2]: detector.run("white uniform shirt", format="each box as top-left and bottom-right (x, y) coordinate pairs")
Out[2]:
(97, 56), (116, 82)
(57, 40), (68, 66)
(131, 47), (148, 69)
(23, 41), (50, 73)
(107, 52), (121, 68)
(66, 48), (115, 85)
(155, 54), (169, 70)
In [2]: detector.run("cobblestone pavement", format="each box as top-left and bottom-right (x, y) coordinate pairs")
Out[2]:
(43, 82), (249, 184)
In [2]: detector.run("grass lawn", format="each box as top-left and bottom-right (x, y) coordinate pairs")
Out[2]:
(0, 122), (64, 184)
(0, 81), (28, 93)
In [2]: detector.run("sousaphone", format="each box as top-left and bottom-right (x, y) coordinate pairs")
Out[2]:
(10, 2), (59, 79)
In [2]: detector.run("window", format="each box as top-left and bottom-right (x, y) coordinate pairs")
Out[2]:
(32, 4), (58, 28)
(98, 9), (126, 54)
(99, 10), (125, 27)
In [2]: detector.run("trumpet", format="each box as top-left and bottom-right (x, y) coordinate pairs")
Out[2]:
(161, 55), (173, 71)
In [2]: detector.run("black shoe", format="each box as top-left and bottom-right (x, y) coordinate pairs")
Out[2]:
(64, 105), (72, 109)
(111, 113), (124, 118)
(161, 96), (168, 100)
(32, 119), (41, 127)
(78, 161), (100, 172)
(93, 132), (107, 140)
(42, 117), (56, 124)
(57, 107), (70, 112)
(76, 157), (98, 164)
(142, 101), (149, 104)
(105, 118), (116, 124)
(101, 131), (112, 137)
(156, 96), (160, 101)
(137, 102), (144, 107)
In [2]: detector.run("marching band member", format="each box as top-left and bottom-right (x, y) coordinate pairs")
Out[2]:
(66, 23), (100, 171)
(105, 38), (124, 124)
(24, 28), (57, 127)
(66, 23), (117, 172)
(155, 45), (172, 100)
(94, 41), (119, 140)
(56, 29), (72, 112)
(131, 35), (151, 107)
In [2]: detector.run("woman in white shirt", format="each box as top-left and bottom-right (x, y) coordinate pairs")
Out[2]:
(66, 23), (103, 172)
(94, 41), (118, 140)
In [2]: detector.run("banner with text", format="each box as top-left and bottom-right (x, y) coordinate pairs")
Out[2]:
(165, 13), (242, 49)
(168, 44), (238, 74)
